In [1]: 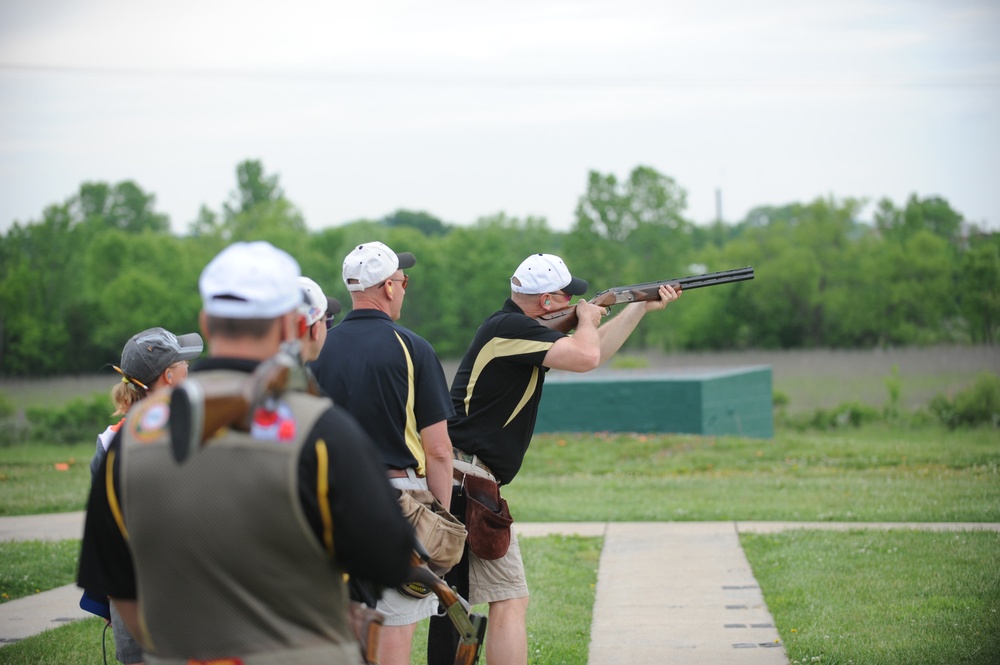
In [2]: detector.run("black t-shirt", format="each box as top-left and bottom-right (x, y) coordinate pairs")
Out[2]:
(310, 309), (454, 472)
(448, 299), (566, 484)
(77, 357), (414, 600)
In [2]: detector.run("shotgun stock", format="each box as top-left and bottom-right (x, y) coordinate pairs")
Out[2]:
(539, 266), (754, 332)
(409, 551), (487, 665)
(168, 341), (315, 463)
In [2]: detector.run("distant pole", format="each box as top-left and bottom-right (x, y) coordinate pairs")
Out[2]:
(715, 188), (723, 223)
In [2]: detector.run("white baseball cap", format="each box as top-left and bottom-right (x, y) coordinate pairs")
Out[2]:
(342, 241), (416, 292)
(510, 253), (589, 296)
(200, 241), (302, 318)
(298, 276), (329, 326)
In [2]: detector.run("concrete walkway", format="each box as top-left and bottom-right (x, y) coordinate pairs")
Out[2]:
(3, 513), (999, 661)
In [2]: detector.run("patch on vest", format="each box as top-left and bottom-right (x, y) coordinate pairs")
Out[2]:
(128, 393), (171, 444)
(250, 399), (297, 443)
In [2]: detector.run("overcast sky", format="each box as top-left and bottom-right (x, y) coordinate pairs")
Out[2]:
(1, 0), (998, 235)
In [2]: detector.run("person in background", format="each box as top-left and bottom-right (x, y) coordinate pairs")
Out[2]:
(428, 253), (680, 665)
(297, 276), (342, 363)
(310, 241), (455, 665)
(78, 241), (414, 665)
(88, 326), (203, 665)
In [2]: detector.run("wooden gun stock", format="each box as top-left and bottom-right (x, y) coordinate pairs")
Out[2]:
(409, 552), (487, 665)
(168, 345), (303, 463)
(539, 266), (754, 332)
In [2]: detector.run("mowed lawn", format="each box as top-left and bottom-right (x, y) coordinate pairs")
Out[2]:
(2, 420), (998, 663)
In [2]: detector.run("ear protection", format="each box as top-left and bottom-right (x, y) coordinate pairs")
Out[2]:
(387, 282), (394, 295)
(298, 317), (308, 337)
(166, 371), (173, 383)
(545, 299), (550, 305)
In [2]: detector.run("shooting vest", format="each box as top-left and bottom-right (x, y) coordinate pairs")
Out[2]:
(118, 370), (357, 665)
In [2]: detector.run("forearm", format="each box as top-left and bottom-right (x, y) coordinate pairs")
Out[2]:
(421, 421), (454, 510)
(597, 302), (647, 363)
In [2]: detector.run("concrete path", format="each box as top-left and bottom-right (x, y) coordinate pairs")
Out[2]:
(3, 513), (999, 662)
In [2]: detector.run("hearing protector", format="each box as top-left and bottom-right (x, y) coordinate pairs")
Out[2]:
(545, 299), (550, 305)
(298, 317), (308, 337)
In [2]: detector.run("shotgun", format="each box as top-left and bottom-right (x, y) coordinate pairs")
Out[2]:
(539, 266), (754, 332)
(409, 551), (487, 665)
(168, 340), (318, 463)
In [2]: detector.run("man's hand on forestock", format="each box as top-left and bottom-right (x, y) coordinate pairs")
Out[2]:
(643, 284), (681, 313)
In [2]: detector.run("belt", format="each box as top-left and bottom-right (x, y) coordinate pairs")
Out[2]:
(453, 448), (494, 476)
(387, 469), (410, 479)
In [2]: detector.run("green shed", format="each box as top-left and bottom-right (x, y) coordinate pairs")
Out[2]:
(535, 366), (773, 438)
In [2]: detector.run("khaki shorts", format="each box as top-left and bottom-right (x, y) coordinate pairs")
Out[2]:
(453, 457), (529, 605)
(380, 472), (442, 626)
(467, 521), (528, 606)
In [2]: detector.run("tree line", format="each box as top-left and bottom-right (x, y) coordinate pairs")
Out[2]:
(1, 160), (997, 377)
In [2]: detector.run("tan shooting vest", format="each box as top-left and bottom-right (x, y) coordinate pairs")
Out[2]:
(118, 371), (358, 665)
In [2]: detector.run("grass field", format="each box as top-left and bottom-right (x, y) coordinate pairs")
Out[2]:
(1, 345), (997, 663)
(2, 421), (998, 663)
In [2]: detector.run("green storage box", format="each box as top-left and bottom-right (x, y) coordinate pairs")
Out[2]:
(535, 366), (773, 438)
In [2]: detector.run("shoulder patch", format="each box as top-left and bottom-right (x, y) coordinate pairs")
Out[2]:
(127, 392), (171, 444)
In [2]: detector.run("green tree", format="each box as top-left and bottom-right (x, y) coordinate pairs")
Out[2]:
(225, 159), (283, 219)
(0, 205), (79, 374)
(382, 209), (451, 236)
(0, 180), (177, 375)
(76, 181), (170, 234)
(875, 194), (964, 247)
(959, 238), (1000, 343)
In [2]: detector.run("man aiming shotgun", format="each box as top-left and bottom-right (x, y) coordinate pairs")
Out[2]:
(429, 253), (696, 665)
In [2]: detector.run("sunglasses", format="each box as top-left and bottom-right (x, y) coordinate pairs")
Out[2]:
(324, 314), (336, 331)
(379, 274), (410, 289)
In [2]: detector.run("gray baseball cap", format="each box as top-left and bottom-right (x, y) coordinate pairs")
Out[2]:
(119, 327), (204, 387)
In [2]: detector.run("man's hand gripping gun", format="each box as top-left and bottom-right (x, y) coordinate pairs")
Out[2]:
(539, 265), (755, 333)
(166, 342), (487, 664)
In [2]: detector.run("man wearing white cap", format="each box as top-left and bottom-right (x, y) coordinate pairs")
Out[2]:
(428, 253), (681, 665)
(296, 276), (341, 363)
(78, 241), (414, 665)
(311, 241), (457, 665)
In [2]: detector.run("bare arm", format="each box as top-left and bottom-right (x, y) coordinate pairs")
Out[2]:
(420, 420), (454, 510)
(597, 284), (679, 364)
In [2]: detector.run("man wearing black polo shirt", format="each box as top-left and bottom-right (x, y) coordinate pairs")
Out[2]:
(310, 241), (456, 665)
(428, 253), (681, 665)
(77, 241), (414, 665)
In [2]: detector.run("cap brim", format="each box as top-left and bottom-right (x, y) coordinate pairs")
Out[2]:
(396, 252), (416, 270)
(326, 297), (342, 315)
(565, 276), (589, 296)
(174, 333), (205, 361)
